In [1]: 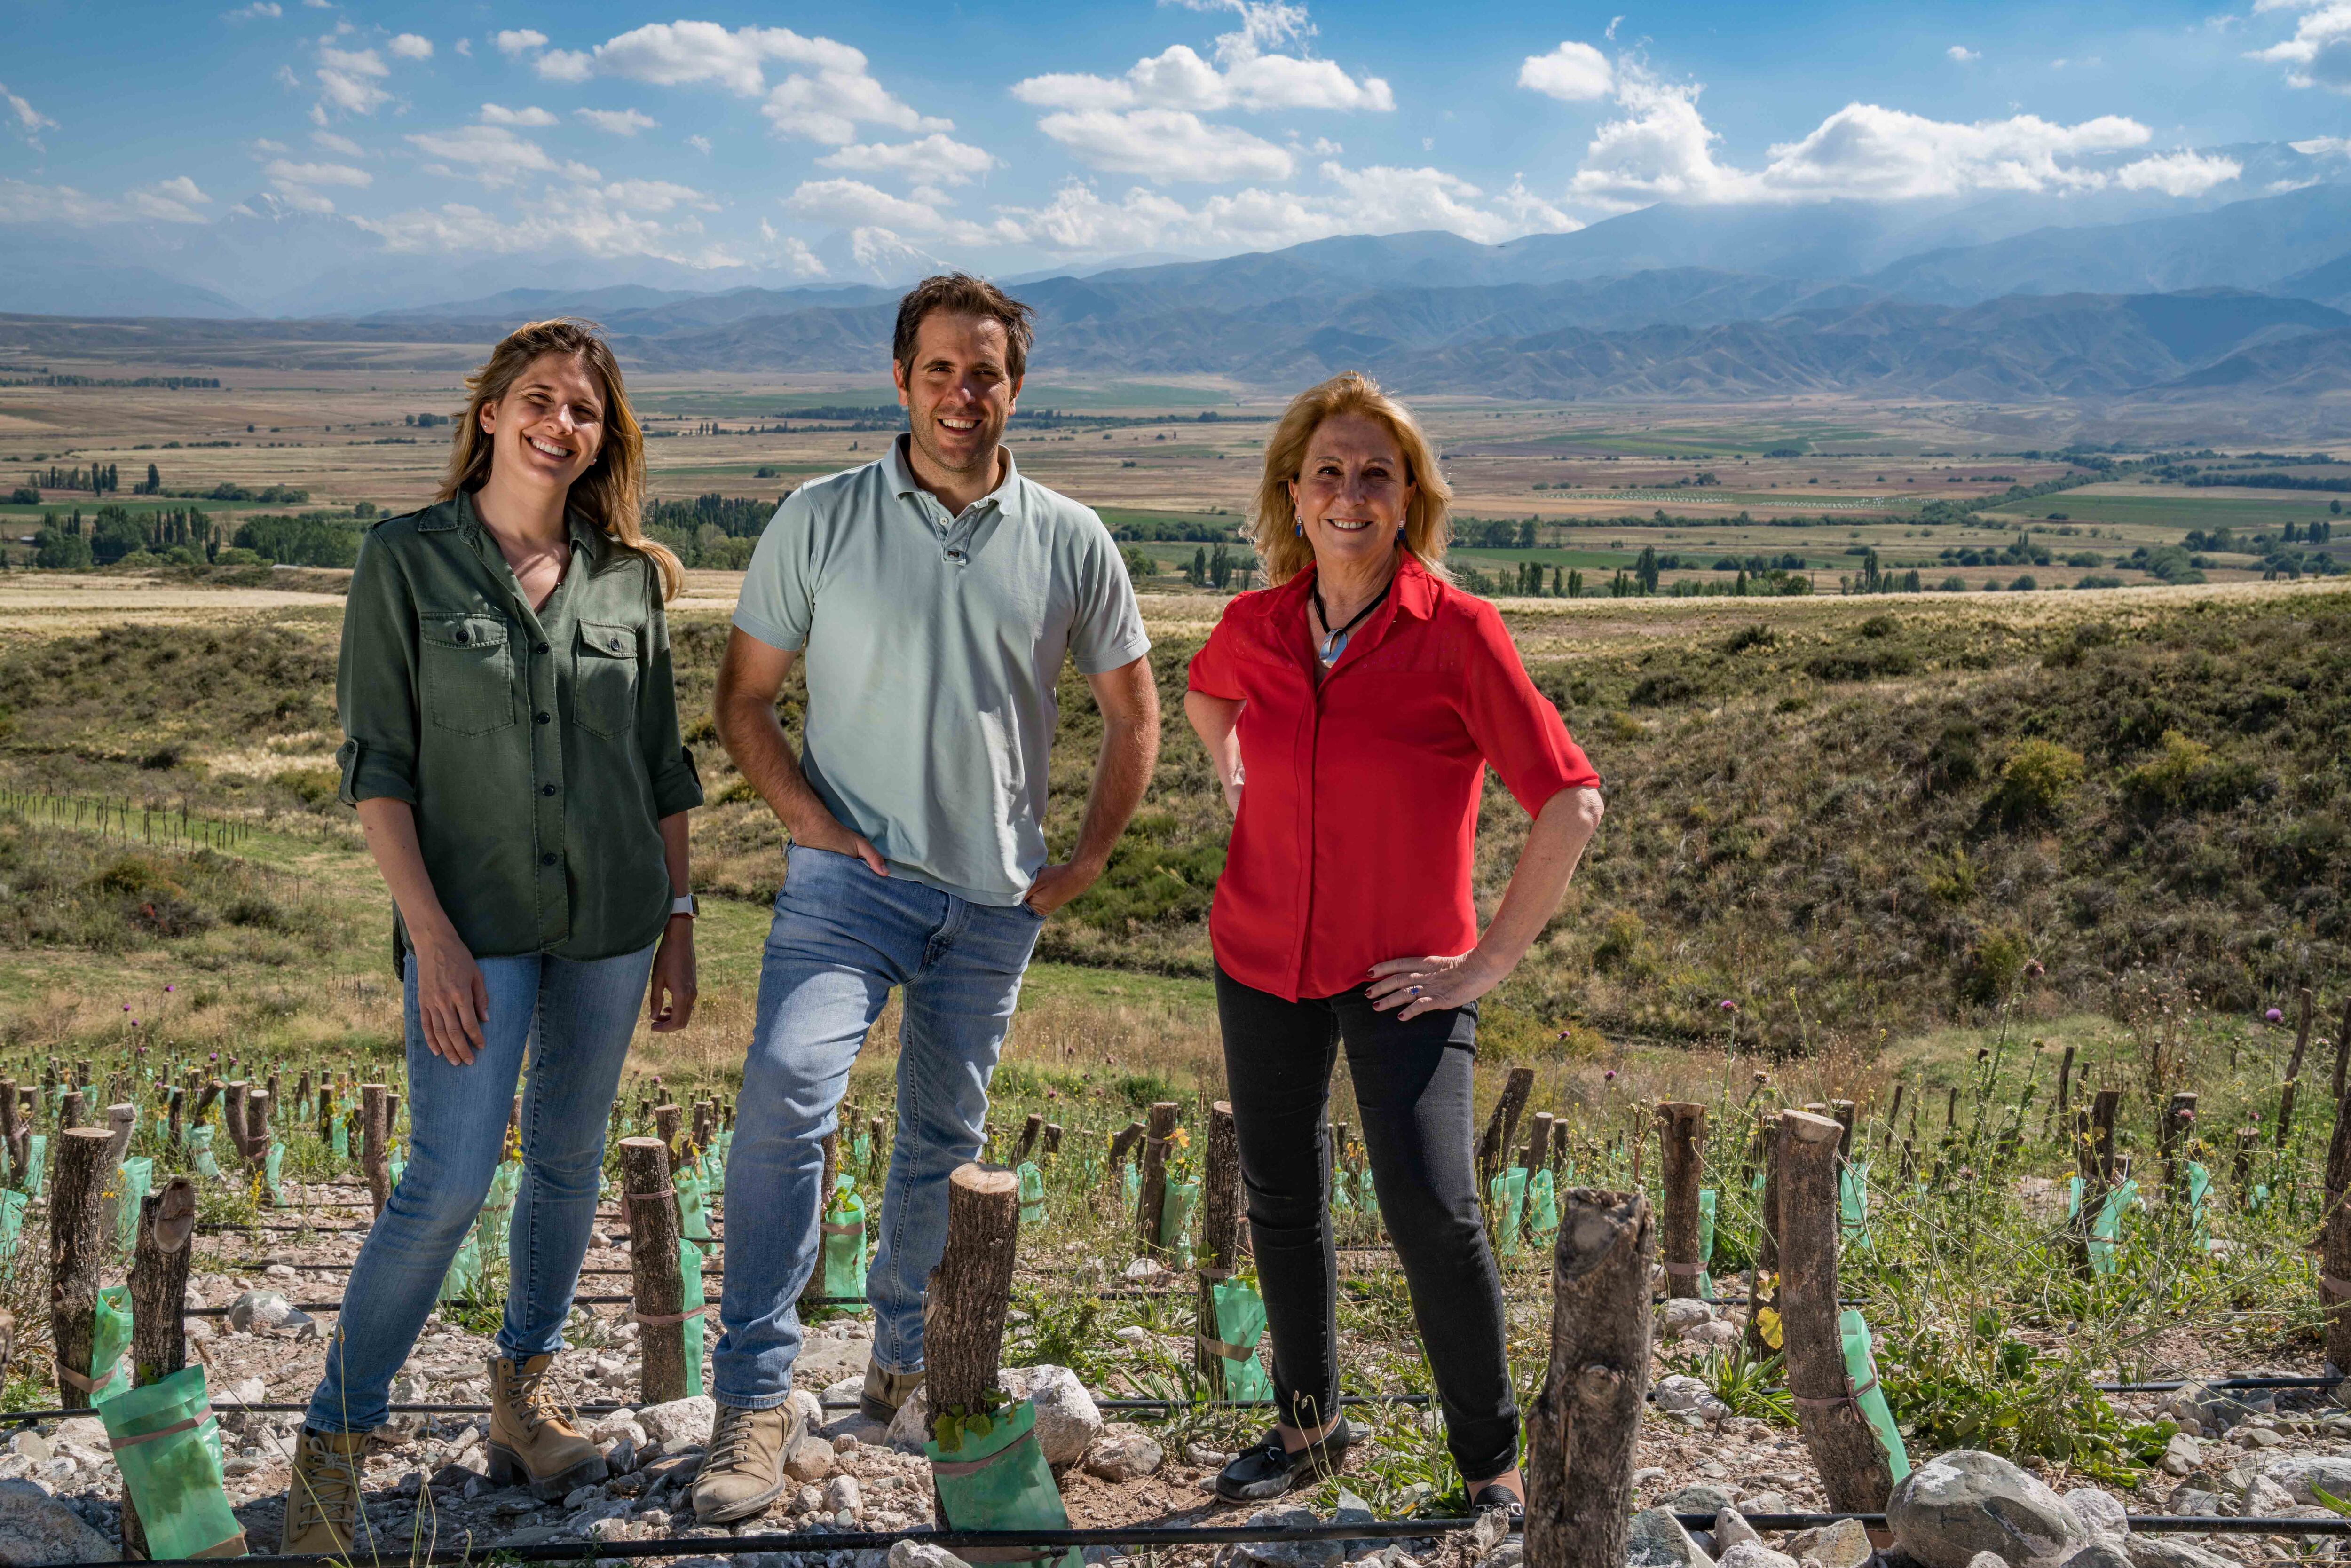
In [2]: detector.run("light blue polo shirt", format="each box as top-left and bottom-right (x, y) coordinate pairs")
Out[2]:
(732, 436), (1151, 906)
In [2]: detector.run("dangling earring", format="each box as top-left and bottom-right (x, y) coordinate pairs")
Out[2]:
(1294, 520), (1303, 537)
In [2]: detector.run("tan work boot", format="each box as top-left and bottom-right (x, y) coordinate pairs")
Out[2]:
(280, 1427), (369, 1554)
(693, 1403), (797, 1525)
(860, 1358), (924, 1424)
(485, 1354), (609, 1501)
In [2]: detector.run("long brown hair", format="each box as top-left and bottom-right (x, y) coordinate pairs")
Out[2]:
(437, 318), (682, 600)
(1249, 371), (1452, 586)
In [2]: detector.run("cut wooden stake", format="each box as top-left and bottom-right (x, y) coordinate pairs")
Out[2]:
(1015, 1113), (1044, 1165)
(1477, 1066), (1537, 1193)
(1777, 1109), (1893, 1513)
(1524, 1188), (1653, 1568)
(2280, 987), (2317, 1150)
(2335, 993), (2351, 1108)
(1746, 1111), (1783, 1362)
(1197, 1102), (1242, 1395)
(1137, 1102), (1180, 1259)
(1654, 1103), (1707, 1300)
(620, 1137), (688, 1404)
(926, 1164), (1020, 1434)
(105, 1104), (136, 1166)
(360, 1084), (390, 1218)
(654, 1103), (682, 1157)
(1108, 1120), (1145, 1171)
(2056, 1044), (2076, 1117)
(2160, 1093), (2198, 1199)
(61, 1091), (87, 1131)
(49, 1128), (116, 1410)
(0, 1078), (20, 1178)
(2323, 1079), (2351, 1377)
(1525, 1110), (1555, 1172)
(1041, 1123), (1063, 1159)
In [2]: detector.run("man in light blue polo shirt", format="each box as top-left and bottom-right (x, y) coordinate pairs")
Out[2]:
(698, 273), (1160, 1523)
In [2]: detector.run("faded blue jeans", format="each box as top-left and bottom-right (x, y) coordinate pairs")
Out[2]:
(711, 844), (1042, 1409)
(306, 940), (655, 1434)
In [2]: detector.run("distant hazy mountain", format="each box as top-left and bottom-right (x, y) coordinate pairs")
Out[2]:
(0, 257), (249, 319)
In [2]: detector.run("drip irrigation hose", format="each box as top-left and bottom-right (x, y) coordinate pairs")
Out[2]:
(0, 1393), (1439, 1424)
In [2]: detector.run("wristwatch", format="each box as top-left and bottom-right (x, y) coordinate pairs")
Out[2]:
(670, 894), (698, 919)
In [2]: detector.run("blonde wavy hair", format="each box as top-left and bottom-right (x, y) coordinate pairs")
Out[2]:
(1250, 371), (1452, 586)
(438, 318), (682, 600)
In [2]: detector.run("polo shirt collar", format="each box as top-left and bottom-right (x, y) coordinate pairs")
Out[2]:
(887, 433), (1024, 522)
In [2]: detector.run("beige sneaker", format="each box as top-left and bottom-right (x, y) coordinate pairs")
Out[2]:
(860, 1358), (925, 1424)
(280, 1427), (369, 1555)
(485, 1354), (609, 1501)
(693, 1403), (797, 1525)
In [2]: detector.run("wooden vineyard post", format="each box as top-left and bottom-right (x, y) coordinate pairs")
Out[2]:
(2075, 1088), (2121, 1276)
(1654, 1103), (1707, 1300)
(60, 1091), (86, 1132)
(118, 1174), (199, 1560)
(2280, 987), (2316, 1150)
(1137, 1102), (1180, 1259)
(1015, 1113), (1044, 1165)
(1042, 1123), (1063, 1159)
(1525, 1110), (1555, 1171)
(104, 1104), (135, 1166)
(315, 1079), (332, 1145)
(222, 1082), (248, 1161)
(868, 1115), (887, 1180)
(1196, 1102), (1242, 1394)
(1477, 1066), (1536, 1194)
(0, 1078), (19, 1180)
(2160, 1093), (2198, 1200)
(164, 1088), (182, 1150)
(50, 1128), (115, 1409)
(360, 1084), (390, 1217)
(654, 1103), (682, 1158)
(1830, 1100), (1856, 1157)
(2335, 993), (2351, 1107)
(620, 1137), (688, 1404)
(2322, 1077), (2351, 1377)
(926, 1164), (1021, 1434)
(244, 1091), (272, 1170)
(2057, 1044), (2076, 1120)
(1746, 1111), (1783, 1360)
(1524, 1188), (1653, 1568)
(1883, 1085), (1905, 1151)
(692, 1100), (714, 1153)
(1777, 1110), (1893, 1513)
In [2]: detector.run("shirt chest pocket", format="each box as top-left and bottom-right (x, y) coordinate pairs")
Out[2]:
(419, 614), (517, 736)
(574, 618), (640, 740)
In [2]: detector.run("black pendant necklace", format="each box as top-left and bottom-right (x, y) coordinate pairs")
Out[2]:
(1311, 577), (1392, 664)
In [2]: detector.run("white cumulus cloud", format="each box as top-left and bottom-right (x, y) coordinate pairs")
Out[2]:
(224, 3), (283, 19)
(1518, 41), (1613, 102)
(315, 43), (391, 118)
(388, 33), (433, 60)
(493, 29), (547, 56)
(1947, 45), (1981, 63)
(2250, 0), (2351, 90)
(576, 107), (658, 135)
(126, 177), (215, 223)
(2114, 149), (2244, 195)
(480, 103), (557, 127)
(819, 134), (998, 185)
(404, 124), (598, 188)
(1037, 108), (1296, 182)
(1011, 2), (1391, 114)
(0, 81), (54, 148)
(311, 129), (363, 156)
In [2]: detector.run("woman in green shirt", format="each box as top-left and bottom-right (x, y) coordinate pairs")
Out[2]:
(284, 320), (704, 1554)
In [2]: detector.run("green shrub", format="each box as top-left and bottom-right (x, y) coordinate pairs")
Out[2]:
(1959, 926), (2031, 1006)
(1988, 740), (2084, 825)
(2121, 730), (2266, 815)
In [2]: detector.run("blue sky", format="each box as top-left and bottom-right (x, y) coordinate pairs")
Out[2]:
(4, 0), (2350, 283)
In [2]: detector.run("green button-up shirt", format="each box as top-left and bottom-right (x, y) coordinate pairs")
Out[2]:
(334, 489), (703, 965)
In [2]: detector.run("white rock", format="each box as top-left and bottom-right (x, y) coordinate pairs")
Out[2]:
(1683, 1321), (1743, 1348)
(2061, 1490), (2130, 1539)
(788, 1390), (825, 1434)
(1084, 1426), (1165, 1482)
(227, 1290), (294, 1332)
(888, 1542), (973, 1568)
(885, 1389), (930, 1451)
(638, 1395), (717, 1449)
(265, 1263), (297, 1281)
(784, 1436), (837, 1484)
(1000, 1366), (1105, 1468)
(1714, 1509), (1761, 1551)
(589, 1415), (645, 1445)
(1653, 1375), (1731, 1423)
(1122, 1258), (1165, 1280)
(1660, 1299), (1718, 1334)
(1785, 1519), (1871, 1568)
(1718, 1544), (1799, 1568)
(0, 1477), (117, 1563)
(825, 1475), (862, 1515)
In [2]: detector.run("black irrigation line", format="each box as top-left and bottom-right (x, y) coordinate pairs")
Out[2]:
(0, 1394), (1438, 1424)
(71, 1513), (2351, 1568)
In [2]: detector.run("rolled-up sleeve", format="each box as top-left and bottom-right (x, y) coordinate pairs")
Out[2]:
(335, 530), (421, 807)
(1185, 604), (1248, 699)
(1456, 604), (1600, 816)
(639, 583), (705, 820)
(731, 493), (817, 653)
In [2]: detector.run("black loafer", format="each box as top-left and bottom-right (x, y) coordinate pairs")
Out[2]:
(1471, 1483), (1524, 1521)
(1213, 1420), (1358, 1502)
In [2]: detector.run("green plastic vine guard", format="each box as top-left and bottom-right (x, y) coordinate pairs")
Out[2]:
(1526, 1169), (1560, 1247)
(390, 1151), (406, 1189)
(479, 1159), (522, 1263)
(701, 1145), (725, 1197)
(111, 1158), (154, 1254)
(438, 1231), (482, 1303)
(2090, 1180), (2140, 1276)
(189, 1126), (220, 1181)
(1330, 1167), (1354, 1213)
(1838, 1308), (1910, 1482)
(263, 1143), (285, 1205)
(851, 1131), (871, 1167)
(89, 1285), (133, 1403)
(675, 1169), (712, 1243)
(1208, 1278), (1276, 1402)
(821, 1182), (868, 1309)
(0, 1190), (27, 1283)
(1839, 1161), (1872, 1250)
(2188, 1163), (2212, 1250)
(1121, 1162), (1140, 1209)
(1161, 1175), (1201, 1267)
(1016, 1162), (1046, 1226)
(98, 1365), (246, 1559)
(22, 1133), (45, 1200)
(1697, 1188), (1718, 1300)
(926, 1397), (1081, 1568)
(1489, 1168), (1529, 1258)
(679, 1237), (707, 1398)
(329, 1116), (348, 1160)
(1359, 1168), (1381, 1229)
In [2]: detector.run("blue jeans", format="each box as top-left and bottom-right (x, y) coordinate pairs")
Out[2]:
(305, 940), (655, 1434)
(712, 844), (1042, 1409)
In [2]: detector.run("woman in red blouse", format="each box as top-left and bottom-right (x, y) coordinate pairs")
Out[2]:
(1185, 372), (1604, 1511)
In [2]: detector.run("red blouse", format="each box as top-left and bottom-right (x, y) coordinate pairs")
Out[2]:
(1186, 554), (1600, 1002)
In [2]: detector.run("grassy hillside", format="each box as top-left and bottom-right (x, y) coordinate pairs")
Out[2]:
(1, 582), (2343, 1058)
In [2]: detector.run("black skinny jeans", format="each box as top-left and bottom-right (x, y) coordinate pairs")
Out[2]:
(1214, 963), (1519, 1481)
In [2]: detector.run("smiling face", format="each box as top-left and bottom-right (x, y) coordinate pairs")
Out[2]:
(1287, 412), (1416, 575)
(894, 311), (1020, 481)
(478, 351), (605, 496)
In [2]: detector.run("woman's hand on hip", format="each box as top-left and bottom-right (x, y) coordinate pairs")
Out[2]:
(411, 927), (489, 1065)
(1366, 951), (1504, 1021)
(649, 916), (697, 1033)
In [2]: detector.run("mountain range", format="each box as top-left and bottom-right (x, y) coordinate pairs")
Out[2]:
(15, 145), (2351, 404)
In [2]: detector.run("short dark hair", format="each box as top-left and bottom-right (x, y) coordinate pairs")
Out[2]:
(893, 273), (1035, 381)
